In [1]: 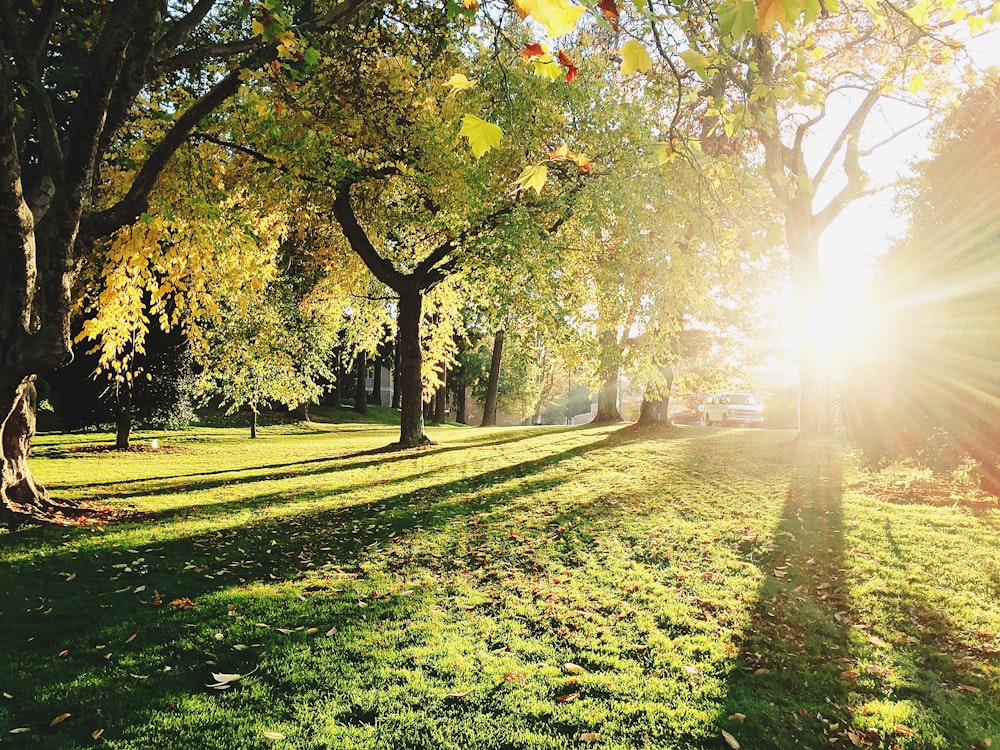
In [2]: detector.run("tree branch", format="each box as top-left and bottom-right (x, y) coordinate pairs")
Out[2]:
(156, 38), (262, 76)
(332, 185), (405, 291)
(155, 0), (218, 55)
(85, 51), (268, 240)
(28, 0), (61, 65)
(811, 83), (881, 188)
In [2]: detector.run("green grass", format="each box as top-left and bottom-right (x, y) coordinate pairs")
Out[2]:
(2, 421), (998, 749)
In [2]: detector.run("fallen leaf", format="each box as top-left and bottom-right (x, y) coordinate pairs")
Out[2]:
(9, 728), (30, 734)
(92, 729), (104, 740)
(50, 713), (71, 727)
(58, 649), (69, 658)
(841, 670), (860, 680)
(263, 730), (286, 740)
(728, 713), (746, 722)
(721, 728), (740, 749)
(211, 672), (243, 684)
(684, 665), (700, 675)
(894, 724), (915, 736)
(562, 662), (586, 674)
(555, 691), (580, 703)
(325, 626), (337, 637)
(2, 692), (12, 699)
(580, 732), (600, 742)
(170, 597), (195, 609)
(126, 633), (137, 643)
(502, 672), (526, 684)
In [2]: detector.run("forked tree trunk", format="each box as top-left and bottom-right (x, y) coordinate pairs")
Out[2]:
(480, 330), (504, 427)
(115, 383), (132, 450)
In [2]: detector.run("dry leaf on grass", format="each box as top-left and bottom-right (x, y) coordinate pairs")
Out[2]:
(721, 728), (740, 748)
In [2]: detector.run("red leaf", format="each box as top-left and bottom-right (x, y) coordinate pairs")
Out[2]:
(520, 43), (545, 62)
(597, 0), (619, 28)
(557, 50), (578, 82)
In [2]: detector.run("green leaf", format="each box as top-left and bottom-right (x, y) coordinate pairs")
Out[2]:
(717, 0), (756, 38)
(679, 49), (710, 73)
(459, 115), (503, 158)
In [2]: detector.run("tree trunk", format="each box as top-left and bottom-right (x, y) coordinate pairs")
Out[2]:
(787, 211), (831, 438)
(390, 340), (402, 409)
(480, 330), (504, 427)
(250, 406), (258, 439)
(353, 350), (368, 414)
(115, 383), (132, 450)
(637, 396), (667, 424)
(397, 288), (428, 446)
(1, 378), (62, 527)
(434, 365), (447, 423)
(593, 330), (622, 423)
(369, 355), (382, 406)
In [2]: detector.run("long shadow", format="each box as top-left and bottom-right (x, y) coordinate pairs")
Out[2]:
(719, 439), (854, 747)
(41, 425), (573, 495)
(0, 429), (614, 748)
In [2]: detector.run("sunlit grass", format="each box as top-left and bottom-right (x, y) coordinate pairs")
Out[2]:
(1, 421), (998, 749)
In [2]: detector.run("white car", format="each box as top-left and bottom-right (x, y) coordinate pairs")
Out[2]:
(699, 392), (764, 427)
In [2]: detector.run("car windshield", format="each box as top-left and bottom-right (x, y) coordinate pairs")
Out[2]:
(729, 394), (758, 406)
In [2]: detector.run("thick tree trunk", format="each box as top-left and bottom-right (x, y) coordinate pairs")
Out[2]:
(787, 213), (831, 438)
(1, 377), (58, 527)
(637, 396), (667, 424)
(434, 366), (447, 423)
(480, 330), (504, 427)
(593, 330), (622, 423)
(391, 337), (401, 409)
(456, 386), (467, 424)
(397, 288), (428, 446)
(369, 355), (382, 406)
(115, 383), (132, 450)
(353, 350), (368, 414)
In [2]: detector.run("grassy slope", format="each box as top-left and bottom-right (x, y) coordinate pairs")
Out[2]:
(1, 422), (998, 749)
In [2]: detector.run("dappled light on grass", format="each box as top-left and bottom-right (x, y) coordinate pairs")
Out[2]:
(2, 425), (998, 748)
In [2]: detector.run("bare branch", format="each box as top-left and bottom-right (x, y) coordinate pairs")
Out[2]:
(156, 38), (262, 76)
(155, 0), (218, 54)
(812, 83), (881, 188)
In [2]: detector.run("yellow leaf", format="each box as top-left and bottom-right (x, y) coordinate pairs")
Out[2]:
(459, 115), (503, 158)
(679, 49), (710, 71)
(251, 19), (264, 36)
(263, 731), (286, 740)
(50, 713), (71, 727)
(722, 728), (740, 749)
(756, 0), (790, 32)
(444, 73), (478, 95)
(513, 164), (548, 195)
(907, 73), (926, 93)
(532, 58), (563, 80)
(514, 0), (586, 36)
(620, 40), (653, 76)
(657, 143), (675, 164)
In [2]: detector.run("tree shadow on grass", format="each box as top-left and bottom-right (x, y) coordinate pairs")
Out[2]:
(719, 439), (855, 747)
(39, 425), (575, 499)
(0, 430), (622, 747)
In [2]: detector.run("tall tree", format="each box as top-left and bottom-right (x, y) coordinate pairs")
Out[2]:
(0, 0), (375, 524)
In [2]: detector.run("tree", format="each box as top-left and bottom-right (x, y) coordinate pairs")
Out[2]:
(0, 0), (378, 524)
(848, 83), (1000, 488)
(652, 0), (996, 436)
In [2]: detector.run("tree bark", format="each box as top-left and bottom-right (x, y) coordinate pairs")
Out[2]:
(434, 365), (447, 423)
(480, 330), (504, 427)
(369, 354), (382, 405)
(353, 350), (368, 414)
(115, 383), (132, 450)
(250, 406), (258, 439)
(637, 396), (666, 424)
(593, 330), (622, 423)
(1, 378), (52, 526)
(391, 335), (401, 409)
(397, 287), (428, 446)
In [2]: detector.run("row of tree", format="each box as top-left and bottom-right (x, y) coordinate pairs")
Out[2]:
(1, 0), (996, 524)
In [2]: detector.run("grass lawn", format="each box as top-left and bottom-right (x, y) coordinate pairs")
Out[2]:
(1, 418), (999, 749)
